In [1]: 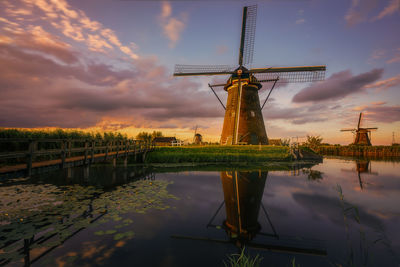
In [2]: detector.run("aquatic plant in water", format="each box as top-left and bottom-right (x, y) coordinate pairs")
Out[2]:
(0, 179), (178, 265)
(334, 184), (396, 267)
(223, 247), (263, 267)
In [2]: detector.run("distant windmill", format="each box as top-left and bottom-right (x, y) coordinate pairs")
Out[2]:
(192, 125), (198, 143)
(194, 133), (202, 145)
(341, 112), (377, 146)
(173, 5), (326, 145)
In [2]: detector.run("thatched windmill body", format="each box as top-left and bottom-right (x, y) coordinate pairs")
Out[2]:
(174, 5), (326, 145)
(341, 113), (377, 145)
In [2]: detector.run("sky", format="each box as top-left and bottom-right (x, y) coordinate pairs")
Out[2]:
(0, 0), (399, 145)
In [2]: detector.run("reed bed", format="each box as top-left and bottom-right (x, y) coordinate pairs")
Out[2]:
(317, 145), (400, 157)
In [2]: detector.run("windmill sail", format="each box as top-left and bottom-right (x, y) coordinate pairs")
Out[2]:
(252, 66), (326, 83)
(239, 5), (257, 66)
(173, 64), (235, 76)
(357, 112), (363, 129)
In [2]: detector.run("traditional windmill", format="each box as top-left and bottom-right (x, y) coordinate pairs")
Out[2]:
(192, 125), (198, 143)
(341, 112), (378, 146)
(192, 125), (203, 144)
(174, 5), (326, 145)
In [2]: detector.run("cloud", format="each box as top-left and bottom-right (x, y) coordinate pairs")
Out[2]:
(295, 18), (305, 24)
(350, 103), (400, 123)
(291, 117), (327, 125)
(160, 1), (187, 48)
(15, 0), (139, 60)
(0, 32), (221, 128)
(0, 0), (222, 131)
(266, 123), (308, 138)
(368, 49), (386, 62)
(216, 44), (228, 55)
(364, 74), (400, 91)
(387, 48), (400, 64)
(364, 105), (400, 123)
(262, 101), (332, 126)
(292, 68), (384, 103)
(0, 25), (79, 64)
(352, 105), (368, 111)
(345, 0), (399, 26)
(345, 0), (378, 26)
(371, 0), (400, 21)
(371, 101), (386, 105)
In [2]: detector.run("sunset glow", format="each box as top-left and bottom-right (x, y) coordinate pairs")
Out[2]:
(0, 0), (399, 144)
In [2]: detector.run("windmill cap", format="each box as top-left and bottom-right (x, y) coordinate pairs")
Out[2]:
(224, 70), (262, 91)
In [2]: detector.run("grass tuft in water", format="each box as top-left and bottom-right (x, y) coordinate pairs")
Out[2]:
(223, 247), (263, 267)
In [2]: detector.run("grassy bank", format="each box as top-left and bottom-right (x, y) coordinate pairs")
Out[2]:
(145, 145), (292, 164)
(144, 160), (320, 173)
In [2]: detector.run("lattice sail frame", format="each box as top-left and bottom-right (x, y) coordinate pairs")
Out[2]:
(242, 5), (257, 65)
(254, 70), (325, 83)
(174, 65), (236, 76)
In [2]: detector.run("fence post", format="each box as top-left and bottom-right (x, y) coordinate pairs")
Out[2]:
(91, 140), (95, 164)
(26, 140), (37, 177)
(134, 141), (137, 162)
(67, 140), (72, 158)
(116, 140), (119, 158)
(84, 141), (88, 164)
(61, 140), (66, 169)
(105, 141), (109, 160)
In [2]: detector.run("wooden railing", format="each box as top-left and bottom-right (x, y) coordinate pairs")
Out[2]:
(0, 138), (154, 177)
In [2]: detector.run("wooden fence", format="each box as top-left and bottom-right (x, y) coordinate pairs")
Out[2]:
(0, 138), (154, 178)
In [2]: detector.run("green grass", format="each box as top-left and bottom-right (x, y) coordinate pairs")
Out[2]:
(145, 145), (292, 164)
(224, 248), (263, 267)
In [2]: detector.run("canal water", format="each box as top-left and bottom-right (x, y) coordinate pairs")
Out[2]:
(0, 157), (399, 266)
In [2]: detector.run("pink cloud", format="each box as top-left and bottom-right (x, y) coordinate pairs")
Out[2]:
(0, 25), (78, 64)
(8, 0), (139, 60)
(364, 105), (400, 123)
(345, 0), (399, 26)
(371, 0), (400, 21)
(387, 48), (400, 64)
(371, 101), (386, 105)
(369, 49), (386, 62)
(345, 0), (378, 26)
(159, 1), (187, 48)
(0, 27), (222, 129)
(364, 74), (400, 91)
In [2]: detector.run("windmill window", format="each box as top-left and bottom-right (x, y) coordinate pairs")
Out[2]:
(250, 111), (255, 117)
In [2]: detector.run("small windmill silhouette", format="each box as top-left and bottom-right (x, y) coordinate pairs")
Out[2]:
(341, 112), (378, 145)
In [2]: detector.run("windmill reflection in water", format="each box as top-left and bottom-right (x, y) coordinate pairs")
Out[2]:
(341, 160), (378, 190)
(172, 170), (327, 257)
